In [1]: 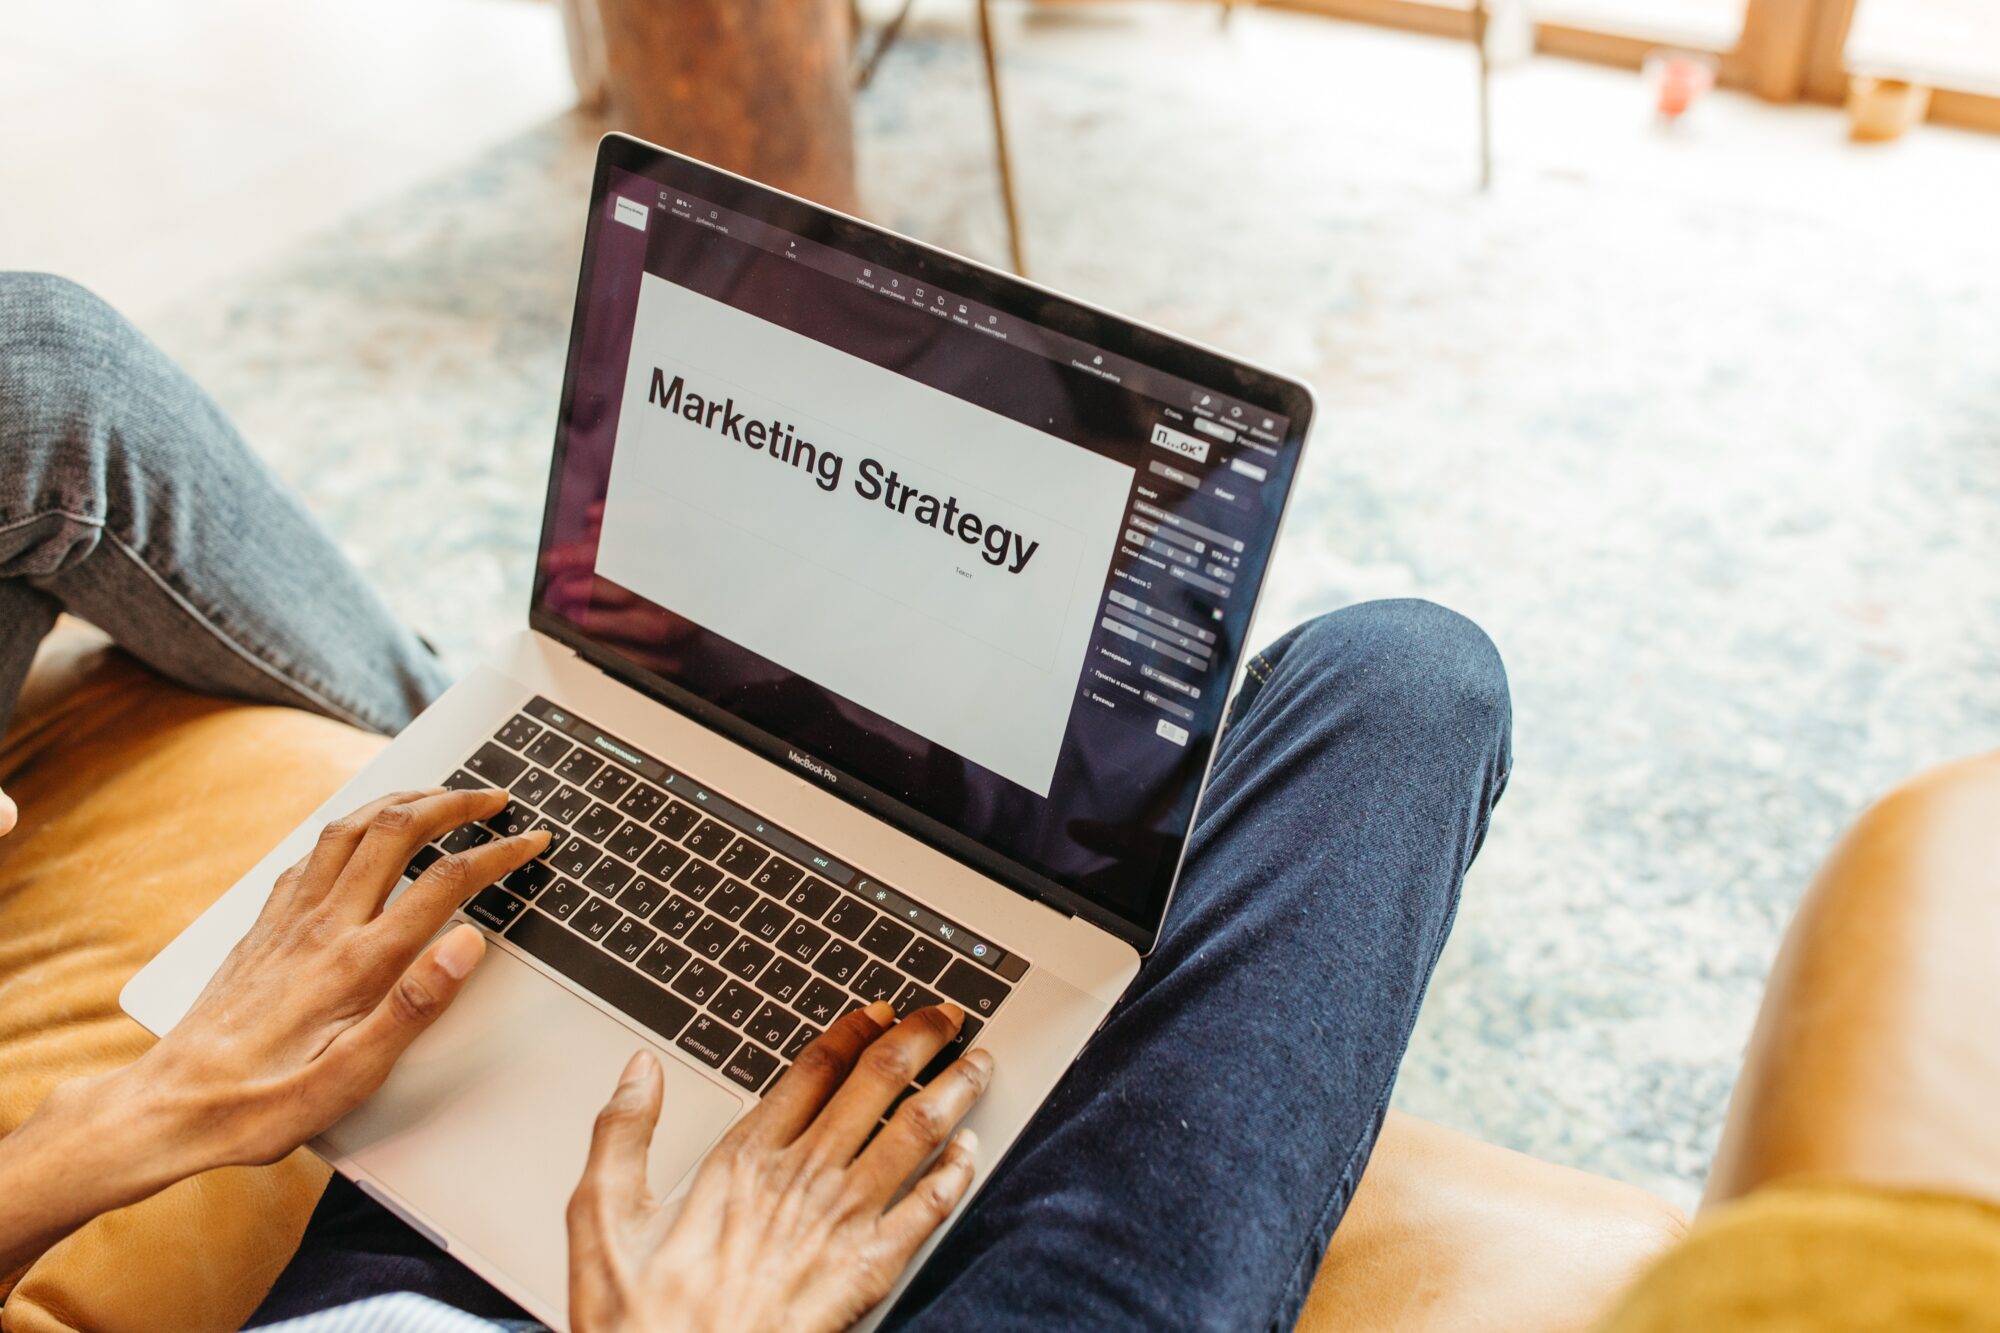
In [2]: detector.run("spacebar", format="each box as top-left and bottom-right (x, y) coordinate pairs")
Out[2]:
(508, 910), (697, 1043)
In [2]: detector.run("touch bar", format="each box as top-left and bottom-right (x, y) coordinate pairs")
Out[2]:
(1107, 590), (1216, 644)
(683, 782), (856, 887)
(524, 696), (671, 782)
(1101, 617), (1208, 672)
(1131, 500), (1246, 554)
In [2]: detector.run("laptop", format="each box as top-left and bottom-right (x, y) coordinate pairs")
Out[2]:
(123, 133), (1313, 1330)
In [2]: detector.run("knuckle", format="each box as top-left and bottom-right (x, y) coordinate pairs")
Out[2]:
(898, 1096), (950, 1145)
(388, 972), (441, 1025)
(791, 1042), (845, 1084)
(318, 816), (366, 846)
(862, 1042), (916, 1085)
(426, 853), (473, 891)
(370, 804), (420, 837)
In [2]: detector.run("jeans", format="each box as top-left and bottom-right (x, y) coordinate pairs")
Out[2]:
(2, 275), (1513, 1331)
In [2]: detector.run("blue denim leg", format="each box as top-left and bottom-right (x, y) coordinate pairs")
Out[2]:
(0, 272), (450, 737)
(886, 599), (1513, 1332)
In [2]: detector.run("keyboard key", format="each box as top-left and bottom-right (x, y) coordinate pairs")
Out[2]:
(897, 938), (952, 986)
(544, 784), (590, 823)
(793, 979), (848, 1027)
(530, 814), (562, 840)
(777, 919), (831, 965)
(669, 958), (725, 1006)
(755, 957), (810, 1005)
(443, 769), (485, 792)
(708, 980), (760, 1028)
(465, 742), (527, 786)
(486, 800), (537, 839)
(607, 916), (658, 964)
(708, 877), (759, 923)
(782, 1023), (820, 1060)
(821, 897), (875, 941)
(811, 940), (869, 988)
(742, 898), (794, 944)
(507, 910), (694, 1043)
(496, 713), (543, 751)
(639, 840), (691, 882)
(541, 878), (588, 921)
(524, 731), (572, 768)
(859, 918), (915, 962)
(618, 784), (666, 822)
(650, 799), (700, 841)
(719, 936), (774, 982)
(637, 937), (690, 984)
(405, 844), (443, 880)
(677, 1015), (740, 1069)
(555, 749), (604, 784)
(584, 855), (636, 896)
(745, 1001), (801, 1051)
(721, 1043), (780, 1094)
(750, 859), (805, 897)
(504, 861), (554, 899)
(683, 818), (734, 858)
(584, 766), (634, 803)
(576, 801), (623, 844)
(570, 896), (621, 942)
(688, 916), (736, 961)
(916, 1015), (984, 1085)
(511, 765), (559, 805)
(890, 981), (942, 1019)
(672, 859), (723, 901)
(606, 820), (655, 864)
(439, 823), (492, 854)
(784, 877), (839, 920)
(716, 837), (769, 878)
(551, 836), (599, 879)
(465, 885), (525, 931)
(616, 873), (670, 920)
(851, 960), (906, 1005)
(655, 894), (701, 939)
(936, 959), (1010, 1018)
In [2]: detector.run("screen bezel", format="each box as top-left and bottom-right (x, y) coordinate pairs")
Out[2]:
(530, 133), (1315, 953)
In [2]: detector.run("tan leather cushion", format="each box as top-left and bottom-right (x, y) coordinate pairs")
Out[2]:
(0, 625), (383, 1333)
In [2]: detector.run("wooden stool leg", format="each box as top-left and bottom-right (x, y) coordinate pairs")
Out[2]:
(856, 0), (922, 90)
(978, 0), (1028, 275)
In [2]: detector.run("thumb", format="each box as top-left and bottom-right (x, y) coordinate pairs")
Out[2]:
(0, 785), (16, 838)
(326, 924), (486, 1091)
(581, 1051), (665, 1210)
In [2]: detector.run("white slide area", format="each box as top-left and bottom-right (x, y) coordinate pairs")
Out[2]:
(595, 274), (1133, 796)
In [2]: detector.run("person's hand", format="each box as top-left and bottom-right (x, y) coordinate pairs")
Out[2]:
(0, 784), (15, 837)
(567, 1001), (992, 1333)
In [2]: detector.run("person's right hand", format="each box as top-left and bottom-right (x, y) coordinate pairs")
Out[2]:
(567, 1001), (992, 1333)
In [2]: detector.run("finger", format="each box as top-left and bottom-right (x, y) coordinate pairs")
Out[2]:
(852, 1047), (993, 1204)
(277, 789), (444, 908)
(730, 1001), (895, 1150)
(309, 923), (486, 1115)
(877, 1128), (980, 1258)
(803, 1004), (964, 1166)
(368, 828), (552, 961)
(326, 787), (514, 920)
(579, 1051), (665, 1216)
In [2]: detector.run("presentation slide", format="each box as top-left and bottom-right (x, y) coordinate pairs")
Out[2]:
(595, 274), (1133, 797)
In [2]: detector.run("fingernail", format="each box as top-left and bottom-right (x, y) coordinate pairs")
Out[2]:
(965, 1048), (994, 1081)
(520, 828), (552, 848)
(955, 1128), (979, 1157)
(435, 924), (485, 979)
(620, 1049), (658, 1086)
(863, 1000), (895, 1027)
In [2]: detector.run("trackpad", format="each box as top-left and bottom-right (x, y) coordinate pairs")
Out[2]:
(320, 941), (744, 1321)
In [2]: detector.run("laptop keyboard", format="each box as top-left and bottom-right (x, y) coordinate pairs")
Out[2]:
(406, 697), (1029, 1100)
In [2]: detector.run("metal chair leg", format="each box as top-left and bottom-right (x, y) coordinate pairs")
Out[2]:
(977, 0), (1028, 275)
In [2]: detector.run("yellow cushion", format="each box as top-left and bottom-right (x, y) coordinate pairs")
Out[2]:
(0, 628), (383, 1333)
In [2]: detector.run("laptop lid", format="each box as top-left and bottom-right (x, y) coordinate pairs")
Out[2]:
(531, 135), (1312, 953)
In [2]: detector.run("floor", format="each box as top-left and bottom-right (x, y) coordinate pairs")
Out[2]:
(7, 1), (1999, 1215)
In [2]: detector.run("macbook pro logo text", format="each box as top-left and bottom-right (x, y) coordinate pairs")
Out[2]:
(788, 750), (837, 784)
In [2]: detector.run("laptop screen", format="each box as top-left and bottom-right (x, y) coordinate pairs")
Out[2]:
(533, 137), (1311, 947)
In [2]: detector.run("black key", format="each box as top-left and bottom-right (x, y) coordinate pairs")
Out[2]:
(708, 878), (759, 923)
(442, 768), (485, 792)
(650, 799), (700, 841)
(721, 1043), (780, 1094)
(550, 836), (599, 879)
(511, 765), (559, 805)
(507, 910), (694, 1042)
(743, 898), (794, 944)
(541, 878), (588, 921)
(936, 959), (1011, 1018)
(439, 823), (492, 854)
(708, 980), (760, 1028)
(782, 1022), (820, 1060)
(618, 784), (666, 822)
(671, 859), (722, 901)
(783, 876), (839, 920)
(889, 981), (942, 1019)
(530, 814), (562, 840)
(504, 860), (554, 899)
(719, 936), (774, 982)
(916, 1015), (984, 1085)
(465, 742), (527, 786)
(688, 916), (736, 961)
(777, 919), (831, 965)
(897, 938), (952, 986)
(655, 894), (701, 939)
(616, 873), (670, 920)
(584, 855), (636, 896)
(683, 818), (734, 857)
(584, 765), (634, 803)
(554, 748), (604, 784)
(716, 837), (769, 878)
(524, 731), (572, 768)
(851, 960), (906, 1005)
(755, 956), (810, 1005)
(859, 918), (915, 962)
(576, 801), (623, 844)
(639, 840), (691, 882)
(676, 1014), (740, 1069)
(485, 800), (537, 839)
(811, 940), (869, 988)
(406, 844), (443, 880)
(570, 896), (621, 942)
(607, 915), (657, 964)
(637, 937), (690, 984)
(792, 979), (849, 1027)
(465, 885), (525, 931)
(606, 820), (655, 864)
(745, 1001), (801, 1050)
(669, 958), (725, 1006)
(821, 897), (876, 941)
(496, 713), (543, 751)
(543, 783), (590, 823)
(750, 859), (804, 897)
